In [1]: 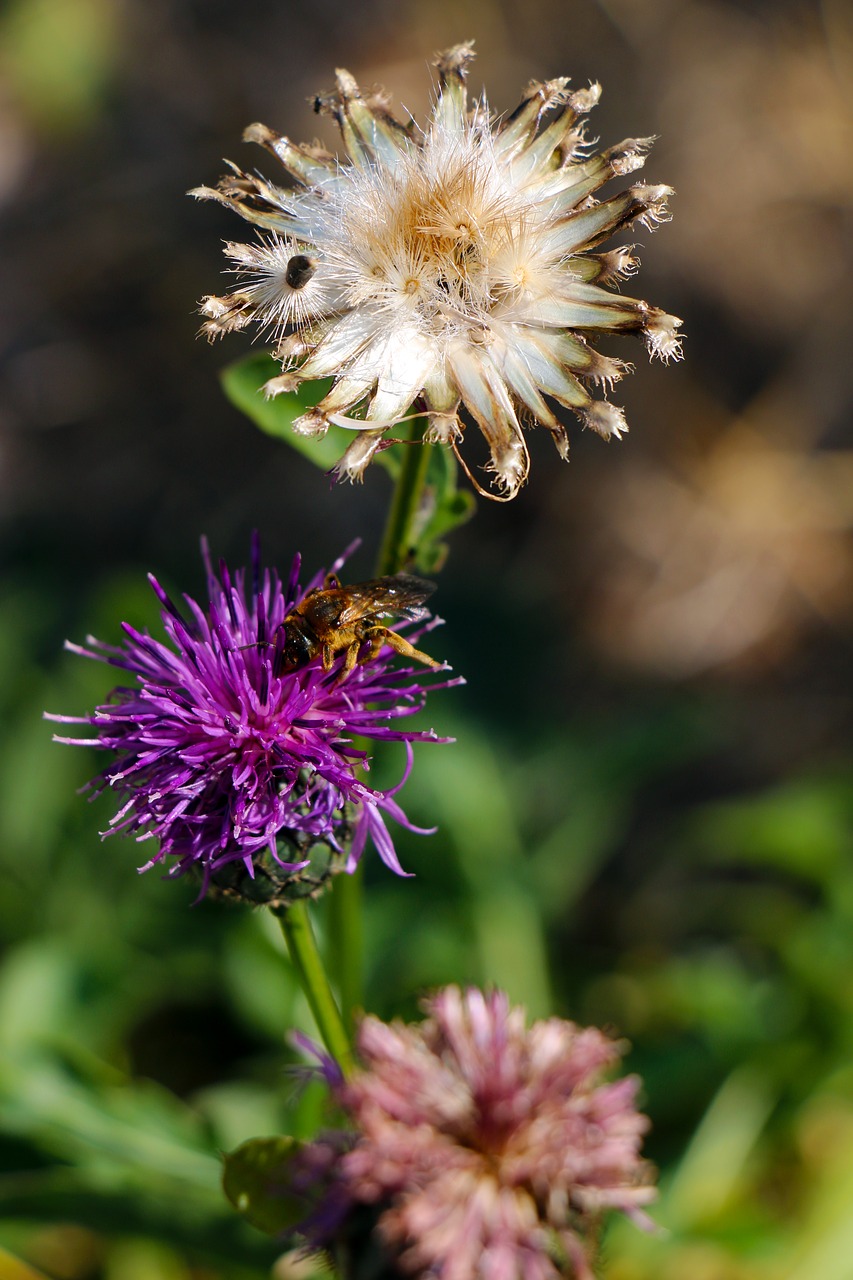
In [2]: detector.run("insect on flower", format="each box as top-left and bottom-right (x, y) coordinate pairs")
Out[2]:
(279, 573), (442, 679)
(46, 540), (459, 897)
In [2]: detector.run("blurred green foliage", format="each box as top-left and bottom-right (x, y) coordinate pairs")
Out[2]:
(0, 0), (119, 136)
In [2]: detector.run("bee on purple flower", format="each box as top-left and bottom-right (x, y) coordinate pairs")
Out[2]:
(47, 538), (460, 903)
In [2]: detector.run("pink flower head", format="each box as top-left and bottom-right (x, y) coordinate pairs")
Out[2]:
(298, 986), (656, 1279)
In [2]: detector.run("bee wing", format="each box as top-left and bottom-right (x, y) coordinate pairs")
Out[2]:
(387, 574), (437, 602)
(339, 575), (437, 624)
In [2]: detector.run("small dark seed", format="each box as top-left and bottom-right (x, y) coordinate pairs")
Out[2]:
(285, 255), (317, 289)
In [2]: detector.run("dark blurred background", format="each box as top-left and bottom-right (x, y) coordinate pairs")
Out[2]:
(1, 1), (852, 1277)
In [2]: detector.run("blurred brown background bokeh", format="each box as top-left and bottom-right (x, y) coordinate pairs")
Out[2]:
(2, 0), (851, 704)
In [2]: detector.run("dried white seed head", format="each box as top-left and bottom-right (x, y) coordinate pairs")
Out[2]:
(425, 413), (464, 446)
(332, 428), (390, 483)
(584, 400), (629, 440)
(644, 308), (685, 362)
(194, 44), (682, 498)
(291, 408), (330, 437)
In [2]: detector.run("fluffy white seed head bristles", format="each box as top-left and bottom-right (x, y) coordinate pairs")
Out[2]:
(194, 44), (683, 498)
(332, 428), (390, 483)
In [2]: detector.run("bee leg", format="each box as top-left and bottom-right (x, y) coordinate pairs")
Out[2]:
(339, 641), (361, 681)
(322, 642), (336, 671)
(363, 630), (387, 664)
(366, 626), (441, 669)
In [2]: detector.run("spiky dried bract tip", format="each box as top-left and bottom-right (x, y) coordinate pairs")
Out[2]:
(290, 986), (657, 1278)
(47, 541), (458, 900)
(194, 44), (682, 500)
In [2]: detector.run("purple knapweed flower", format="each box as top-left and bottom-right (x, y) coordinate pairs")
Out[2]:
(288, 986), (657, 1279)
(47, 538), (458, 903)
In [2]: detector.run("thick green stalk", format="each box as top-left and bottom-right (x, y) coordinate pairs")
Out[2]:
(277, 901), (353, 1074)
(375, 416), (431, 576)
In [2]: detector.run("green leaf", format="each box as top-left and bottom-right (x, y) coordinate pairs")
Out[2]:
(220, 354), (342, 467)
(220, 352), (401, 480)
(222, 1136), (308, 1236)
(0, 1245), (50, 1280)
(0, 1052), (219, 1187)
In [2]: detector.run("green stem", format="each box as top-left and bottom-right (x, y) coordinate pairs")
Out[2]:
(328, 860), (364, 1035)
(375, 415), (431, 576)
(327, 416), (433, 1021)
(277, 901), (353, 1074)
(288, 418), (433, 1058)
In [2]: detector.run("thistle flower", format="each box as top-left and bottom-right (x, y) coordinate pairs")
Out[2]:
(288, 986), (656, 1279)
(47, 540), (457, 903)
(193, 43), (682, 499)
